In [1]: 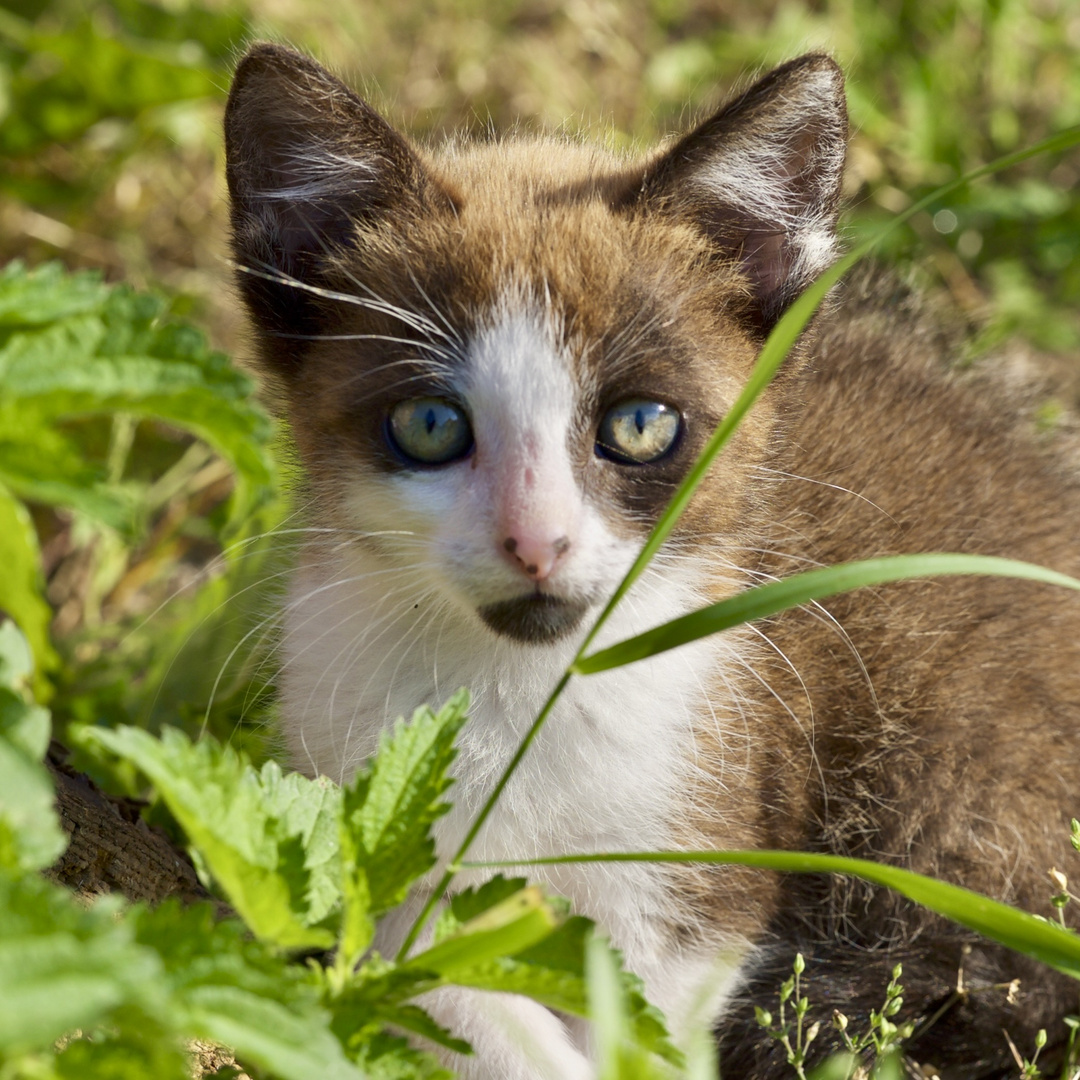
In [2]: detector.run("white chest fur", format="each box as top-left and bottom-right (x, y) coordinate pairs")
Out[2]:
(280, 540), (751, 1025)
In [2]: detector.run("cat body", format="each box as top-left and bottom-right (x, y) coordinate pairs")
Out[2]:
(226, 45), (1080, 1077)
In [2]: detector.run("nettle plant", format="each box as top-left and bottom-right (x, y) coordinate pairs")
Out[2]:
(1, 126), (1080, 1080)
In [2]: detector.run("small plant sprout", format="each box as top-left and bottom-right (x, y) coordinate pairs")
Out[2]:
(753, 957), (916, 1079)
(1050, 868), (1073, 928)
(825, 964), (914, 1077)
(1004, 1026), (1048, 1079)
(754, 953), (820, 1078)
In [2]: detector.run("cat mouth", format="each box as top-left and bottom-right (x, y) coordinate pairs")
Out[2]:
(477, 594), (589, 644)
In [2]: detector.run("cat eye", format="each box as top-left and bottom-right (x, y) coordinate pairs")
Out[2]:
(596, 399), (680, 464)
(387, 397), (473, 465)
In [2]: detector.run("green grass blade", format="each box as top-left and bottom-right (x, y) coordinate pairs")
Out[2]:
(462, 850), (1080, 982)
(573, 554), (1080, 675)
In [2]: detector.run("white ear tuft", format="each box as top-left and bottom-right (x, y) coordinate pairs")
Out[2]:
(631, 55), (848, 331)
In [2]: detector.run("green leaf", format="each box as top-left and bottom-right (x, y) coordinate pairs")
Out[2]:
(75, 725), (339, 951)
(588, 932), (675, 1080)
(0, 23), (219, 157)
(369, 1004), (472, 1057)
(0, 483), (58, 682)
(0, 262), (276, 527)
(471, 849), (1080, 983)
(433, 912), (681, 1067)
(0, 261), (111, 329)
(441, 875), (532, 932)
(0, 627), (64, 872)
(134, 900), (365, 1080)
(181, 984), (366, 1080)
(0, 620), (34, 698)
(340, 690), (469, 961)
(573, 554), (1080, 674)
(350, 1030), (455, 1079)
(406, 886), (559, 977)
(328, 961), (445, 1051)
(0, 695), (64, 872)
(51, 1034), (190, 1080)
(0, 873), (164, 1056)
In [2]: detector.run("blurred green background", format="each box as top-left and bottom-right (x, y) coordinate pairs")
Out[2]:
(0, 0), (1077, 763)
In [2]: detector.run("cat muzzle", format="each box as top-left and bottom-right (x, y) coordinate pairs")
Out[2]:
(477, 593), (589, 644)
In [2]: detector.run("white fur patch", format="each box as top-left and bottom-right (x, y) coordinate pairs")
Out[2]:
(279, 290), (753, 1070)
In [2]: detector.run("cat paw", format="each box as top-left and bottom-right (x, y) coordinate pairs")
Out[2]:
(421, 986), (593, 1080)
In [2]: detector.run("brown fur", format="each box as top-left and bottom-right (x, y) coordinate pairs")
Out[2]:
(702, 270), (1080, 1075)
(226, 44), (1080, 1077)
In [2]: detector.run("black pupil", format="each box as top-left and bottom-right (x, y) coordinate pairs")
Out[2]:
(425, 408), (437, 434)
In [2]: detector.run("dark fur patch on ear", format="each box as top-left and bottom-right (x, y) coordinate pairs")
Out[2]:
(619, 54), (847, 333)
(225, 44), (455, 374)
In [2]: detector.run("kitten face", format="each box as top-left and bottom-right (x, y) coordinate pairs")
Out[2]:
(276, 186), (767, 644)
(226, 47), (846, 647)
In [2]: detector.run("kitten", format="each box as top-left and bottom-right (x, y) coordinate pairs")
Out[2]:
(225, 44), (1080, 1078)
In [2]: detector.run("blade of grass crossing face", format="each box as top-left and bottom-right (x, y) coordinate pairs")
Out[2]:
(575, 123), (1080, 658)
(573, 554), (1080, 674)
(463, 851), (1080, 982)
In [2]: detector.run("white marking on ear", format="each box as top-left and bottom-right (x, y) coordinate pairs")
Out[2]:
(643, 56), (847, 316)
(689, 66), (844, 281)
(692, 67), (843, 219)
(254, 146), (377, 203)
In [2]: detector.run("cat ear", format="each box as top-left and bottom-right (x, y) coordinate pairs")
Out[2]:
(624, 54), (847, 332)
(224, 44), (453, 365)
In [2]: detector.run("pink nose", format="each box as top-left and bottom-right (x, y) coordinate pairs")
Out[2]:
(502, 534), (571, 581)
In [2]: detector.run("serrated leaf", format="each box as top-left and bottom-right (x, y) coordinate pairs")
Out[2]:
(76, 725), (339, 950)
(329, 961), (443, 1048)
(444, 915), (682, 1067)
(256, 762), (344, 926)
(51, 1034), (191, 1080)
(180, 985), (365, 1080)
(371, 1004), (472, 1057)
(340, 690), (469, 960)
(0, 262), (276, 525)
(588, 932), (676, 1080)
(132, 900), (364, 1080)
(351, 1031), (454, 1080)
(0, 260), (109, 328)
(447, 875), (530, 927)
(0, 721), (65, 873)
(0, 621), (34, 699)
(407, 886), (558, 977)
(0, 690), (48, 762)
(0, 873), (164, 1055)
(432, 873), (531, 945)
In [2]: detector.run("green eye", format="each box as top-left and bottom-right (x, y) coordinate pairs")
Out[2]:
(597, 399), (680, 464)
(387, 398), (473, 465)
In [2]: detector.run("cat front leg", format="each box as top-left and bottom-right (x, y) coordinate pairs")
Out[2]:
(418, 985), (593, 1080)
(373, 894), (593, 1079)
